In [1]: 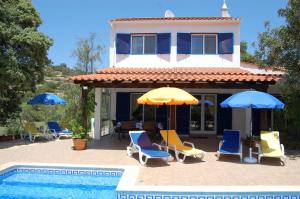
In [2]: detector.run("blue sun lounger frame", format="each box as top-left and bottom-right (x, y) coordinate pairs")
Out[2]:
(127, 131), (171, 166)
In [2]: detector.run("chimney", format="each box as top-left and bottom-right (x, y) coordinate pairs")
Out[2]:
(221, 0), (230, 17)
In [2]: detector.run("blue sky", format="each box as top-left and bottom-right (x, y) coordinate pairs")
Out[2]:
(32, 0), (287, 69)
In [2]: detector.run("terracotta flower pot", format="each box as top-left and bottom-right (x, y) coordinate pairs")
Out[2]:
(72, 138), (87, 150)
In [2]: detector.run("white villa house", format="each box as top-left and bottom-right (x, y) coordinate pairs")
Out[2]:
(70, 2), (282, 140)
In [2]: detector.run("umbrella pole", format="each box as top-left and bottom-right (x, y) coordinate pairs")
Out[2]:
(244, 108), (258, 163)
(249, 108), (253, 158)
(167, 106), (169, 151)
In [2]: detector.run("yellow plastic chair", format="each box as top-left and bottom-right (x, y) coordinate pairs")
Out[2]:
(23, 122), (52, 142)
(258, 131), (286, 165)
(160, 130), (205, 162)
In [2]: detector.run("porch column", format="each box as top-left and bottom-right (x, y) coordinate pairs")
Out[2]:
(81, 86), (89, 129)
(94, 88), (102, 140)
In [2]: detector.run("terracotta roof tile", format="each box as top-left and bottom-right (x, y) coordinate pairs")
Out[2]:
(111, 17), (240, 22)
(70, 67), (282, 83)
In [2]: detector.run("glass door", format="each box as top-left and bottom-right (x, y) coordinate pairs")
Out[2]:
(190, 94), (216, 135)
(190, 95), (202, 133)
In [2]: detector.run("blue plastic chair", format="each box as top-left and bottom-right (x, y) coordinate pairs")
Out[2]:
(217, 130), (243, 162)
(47, 121), (72, 138)
(127, 131), (171, 165)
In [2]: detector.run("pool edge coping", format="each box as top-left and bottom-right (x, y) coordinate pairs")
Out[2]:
(1, 162), (300, 193)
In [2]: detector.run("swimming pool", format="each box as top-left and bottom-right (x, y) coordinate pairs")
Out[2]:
(0, 164), (299, 199)
(0, 166), (123, 199)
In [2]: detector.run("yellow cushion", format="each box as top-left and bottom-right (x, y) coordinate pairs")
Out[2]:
(176, 145), (204, 155)
(260, 131), (283, 157)
(24, 122), (43, 136)
(160, 130), (204, 155)
(160, 130), (183, 147)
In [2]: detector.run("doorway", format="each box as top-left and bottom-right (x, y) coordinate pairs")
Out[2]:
(190, 94), (217, 135)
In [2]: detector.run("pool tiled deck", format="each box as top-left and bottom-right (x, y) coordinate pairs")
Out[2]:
(0, 135), (300, 186)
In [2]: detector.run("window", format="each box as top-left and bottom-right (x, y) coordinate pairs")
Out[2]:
(144, 105), (155, 121)
(191, 35), (203, 54)
(191, 34), (217, 54)
(130, 93), (156, 121)
(131, 35), (156, 54)
(205, 35), (217, 54)
(130, 93), (143, 120)
(131, 36), (143, 54)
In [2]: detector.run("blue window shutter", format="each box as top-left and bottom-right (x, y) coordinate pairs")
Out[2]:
(116, 92), (130, 122)
(218, 33), (233, 54)
(157, 33), (171, 54)
(217, 94), (232, 135)
(116, 34), (131, 54)
(176, 105), (190, 135)
(177, 33), (191, 54)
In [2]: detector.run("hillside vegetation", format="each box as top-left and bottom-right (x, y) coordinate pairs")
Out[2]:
(20, 64), (92, 130)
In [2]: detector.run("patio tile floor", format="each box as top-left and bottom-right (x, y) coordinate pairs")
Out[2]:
(0, 135), (299, 186)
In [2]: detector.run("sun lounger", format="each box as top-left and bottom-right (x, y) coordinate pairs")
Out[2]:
(258, 131), (286, 165)
(160, 130), (205, 162)
(127, 131), (171, 166)
(47, 121), (72, 138)
(217, 130), (243, 162)
(23, 122), (52, 142)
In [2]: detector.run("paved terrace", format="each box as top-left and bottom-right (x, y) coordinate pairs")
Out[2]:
(1, 136), (300, 186)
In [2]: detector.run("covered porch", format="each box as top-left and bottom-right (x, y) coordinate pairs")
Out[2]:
(70, 66), (282, 141)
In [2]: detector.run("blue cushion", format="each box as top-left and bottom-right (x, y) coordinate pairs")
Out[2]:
(130, 131), (152, 148)
(130, 131), (170, 158)
(48, 121), (63, 133)
(220, 130), (240, 153)
(141, 147), (170, 157)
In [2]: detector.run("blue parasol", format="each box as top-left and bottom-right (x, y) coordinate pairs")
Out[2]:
(220, 90), (284, 109)
(28, 92), (66, 105)
(220, 90), (284, 163)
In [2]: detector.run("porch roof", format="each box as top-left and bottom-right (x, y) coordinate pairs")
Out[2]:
(69, 67), (282, 89)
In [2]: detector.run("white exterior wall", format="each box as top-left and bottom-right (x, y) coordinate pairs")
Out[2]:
(110, 20), (240, 68)
(232, 108), (251, 139)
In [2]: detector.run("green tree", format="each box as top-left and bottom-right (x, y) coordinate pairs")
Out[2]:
(255, 0), (300, 86)
(255, 0), (300, 148)
(240, 41), (256, 63)
(72, 32), (104, 74)
(0, 0), (53, 124)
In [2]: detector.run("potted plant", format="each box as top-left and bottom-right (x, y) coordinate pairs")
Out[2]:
(244, 135), (260, 148)
(71, 122), (89, 150)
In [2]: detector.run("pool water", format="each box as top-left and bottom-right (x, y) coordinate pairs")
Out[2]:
(0, 167), (123, 199)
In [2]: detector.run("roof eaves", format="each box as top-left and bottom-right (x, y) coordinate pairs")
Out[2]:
(110, 17), (241, 23)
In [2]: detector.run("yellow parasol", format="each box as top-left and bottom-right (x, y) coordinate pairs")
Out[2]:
(137, 87), (198, 150)
(137, 87), (198, 105)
